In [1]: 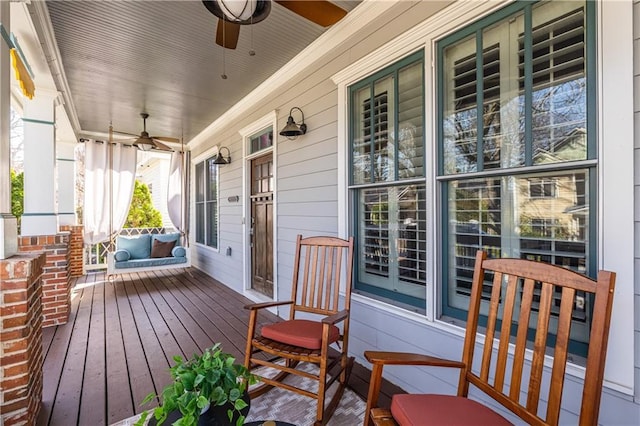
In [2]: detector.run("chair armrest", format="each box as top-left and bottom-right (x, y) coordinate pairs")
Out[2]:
(365, 351), (465, 369)
(322, 309), (349, 325)
(244, 300), (294, 310)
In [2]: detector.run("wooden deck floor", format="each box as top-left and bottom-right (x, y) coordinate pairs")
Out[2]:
(38, 267), (402, 426)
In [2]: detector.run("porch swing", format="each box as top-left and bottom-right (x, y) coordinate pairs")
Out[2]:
(84, 125), (191, 277)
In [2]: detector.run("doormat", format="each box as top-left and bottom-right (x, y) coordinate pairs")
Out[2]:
(245, 363), (366, 426)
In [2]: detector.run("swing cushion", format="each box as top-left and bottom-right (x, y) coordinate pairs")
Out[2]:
(116, 234), (152, 260)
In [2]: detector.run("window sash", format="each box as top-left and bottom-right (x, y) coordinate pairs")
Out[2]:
(350, 51), (426, 310)
(195, 157), (219, 249)
(440, 1), (589, 176)
(438, 0), (595, 356)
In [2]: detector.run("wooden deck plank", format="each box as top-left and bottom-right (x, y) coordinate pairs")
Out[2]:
(150, 270), (232, 354)
(160, 271), (252, 357)
(78, 276), (107, 425)
(103, 275), (135, 423)
(41, 268), (400, 426)
(176, 270), (259, 355)
(127, 272), (186, 362)
(118, 274), (174, 406)
(47, 278), (94, 425)
(38, 274), (88, 426)
(136, 270), (201, 358)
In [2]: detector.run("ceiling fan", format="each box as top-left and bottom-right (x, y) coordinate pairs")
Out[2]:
(202, 0), (348, 49)
(114, 112), (178, 152)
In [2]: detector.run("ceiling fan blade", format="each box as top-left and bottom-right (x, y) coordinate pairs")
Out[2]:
(216, 19), (241, 49)
(275, 1), (347, 27)
(152, 136), (180, 143)
(151, 139), (174, 152)
(111, 130), (138, 138)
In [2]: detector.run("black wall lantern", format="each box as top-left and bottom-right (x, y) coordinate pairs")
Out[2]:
(213, 146), (231, 165)
(279, 107), (307, 140)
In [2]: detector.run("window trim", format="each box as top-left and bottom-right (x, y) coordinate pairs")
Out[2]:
(332, 0), (634, 395)
(348, 50), (427, 310)
(191, 146), (222, 252)
(437, 0), (597, 357)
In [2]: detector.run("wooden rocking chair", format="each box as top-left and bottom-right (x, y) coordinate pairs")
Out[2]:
(364, 250), (616, 426)
(244, 235), (355, 426)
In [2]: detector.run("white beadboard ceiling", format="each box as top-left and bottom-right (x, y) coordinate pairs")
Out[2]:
(37, 0), (360, 145)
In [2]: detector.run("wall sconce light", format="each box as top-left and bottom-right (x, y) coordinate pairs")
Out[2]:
(279, 107), (307, 140)
(213, 146), (231, 165)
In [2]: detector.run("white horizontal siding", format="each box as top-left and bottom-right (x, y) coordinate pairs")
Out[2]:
(633, 0), (640, 405)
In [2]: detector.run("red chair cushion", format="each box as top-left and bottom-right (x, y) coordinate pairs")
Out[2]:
(391, 394), (513, 426)
(260, 319), (341, 350)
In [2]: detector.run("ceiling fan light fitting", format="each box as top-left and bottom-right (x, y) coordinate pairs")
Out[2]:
(203, 0), (270, 26)
(218, 0), (257, 22)
(133, 137), (155, 151)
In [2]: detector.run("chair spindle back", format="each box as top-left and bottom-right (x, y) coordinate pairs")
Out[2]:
(290, 235), (354, 319)
(460, 251), (615, 426)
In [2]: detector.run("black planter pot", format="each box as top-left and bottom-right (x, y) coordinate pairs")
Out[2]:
(201, 394), (250, 426)
(148, 392), (250, 426)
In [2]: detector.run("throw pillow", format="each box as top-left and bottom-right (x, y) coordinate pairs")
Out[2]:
(114, 249), (130, 262)
(150, 239), (176, 258)
(172, 246), (187, 258)
(117, 234), (152, 260)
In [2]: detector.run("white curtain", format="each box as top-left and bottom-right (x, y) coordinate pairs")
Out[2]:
(167, 150), (184, 231)
(167, 150), (190, 243)
(83, 140), (137, 244)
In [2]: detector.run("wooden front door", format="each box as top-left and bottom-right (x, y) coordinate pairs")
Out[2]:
(250, 154), (273, 298)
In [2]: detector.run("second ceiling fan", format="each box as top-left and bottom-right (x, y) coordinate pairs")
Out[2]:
(114, 112), (178, 152)
(202, 0), (348, 49)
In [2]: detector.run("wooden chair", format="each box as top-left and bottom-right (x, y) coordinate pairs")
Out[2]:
(364, 250), (616, 426)
(244, 235), (355, 426)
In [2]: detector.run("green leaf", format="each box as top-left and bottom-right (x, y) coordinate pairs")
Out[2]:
(229, 388), (241, 401)
(210, 369), (221, 383)
(196, 395), (209, 410)
(180, 371), (196, 390)
(234, 398), (248, 411)
(140, 392), (156, 405)
(225, 357), (236, 368)
(133, 410), (149, 426)
(236, 415), (246, 426)
(193, 373), (205, 387)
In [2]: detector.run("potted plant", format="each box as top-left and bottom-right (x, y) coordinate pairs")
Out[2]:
(135, 343), (258, 426)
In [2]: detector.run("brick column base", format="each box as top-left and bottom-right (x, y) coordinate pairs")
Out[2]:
(18, 232), (71, 327)
(60, 225), (83, 278)
(0, 252), (45, 425)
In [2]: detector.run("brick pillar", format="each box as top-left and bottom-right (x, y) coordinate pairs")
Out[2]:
(60, 225), (83, 277)
(0, 252), (45, 425)
(18, 232), (71, 327)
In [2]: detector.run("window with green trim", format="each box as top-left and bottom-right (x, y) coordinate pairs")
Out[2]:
(349, 51), (427, 311)
(195, 157), (219, 249)
(438, 0), (595, 354)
